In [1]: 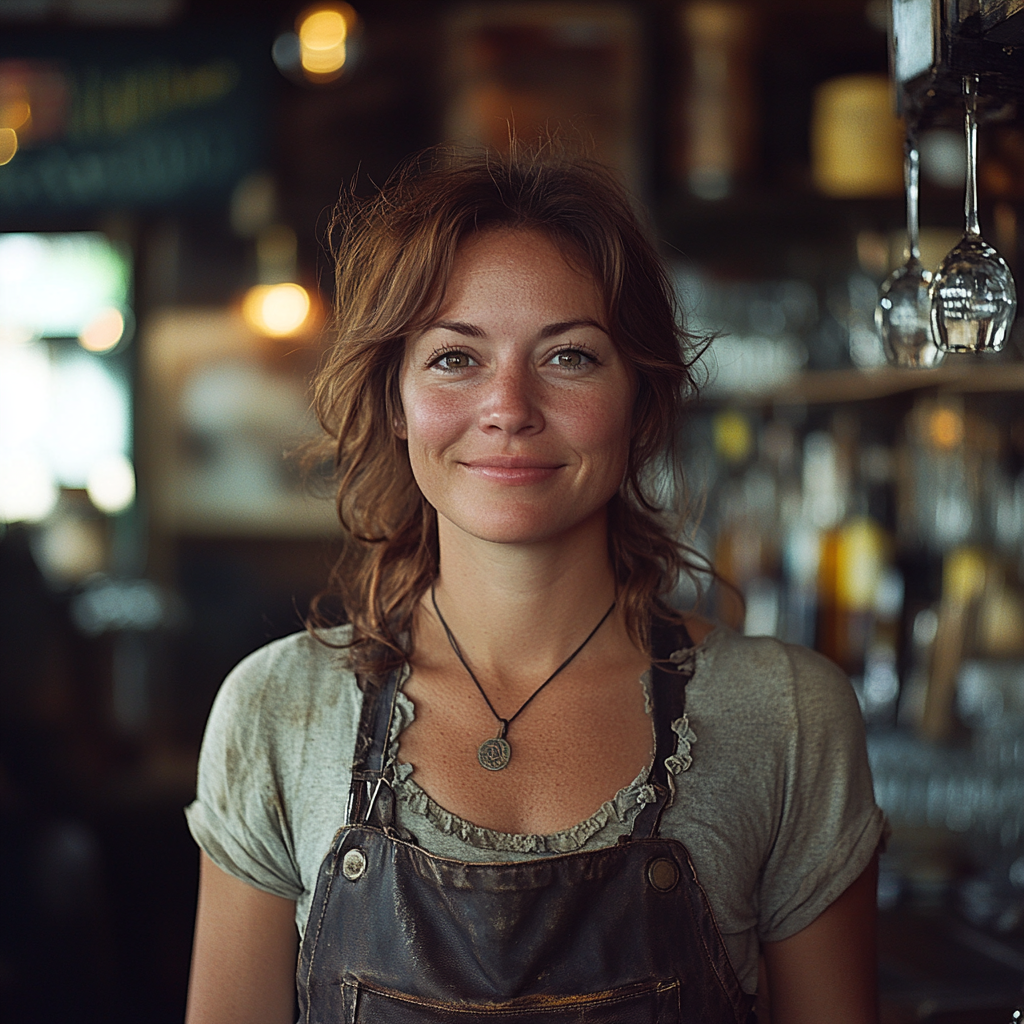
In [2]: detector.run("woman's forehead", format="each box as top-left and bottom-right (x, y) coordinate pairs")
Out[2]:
(439, 228), (603, 308)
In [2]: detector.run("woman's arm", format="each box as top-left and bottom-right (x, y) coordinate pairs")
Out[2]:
(185, 852), (299, 1024)
(761, 854), (879, 1024)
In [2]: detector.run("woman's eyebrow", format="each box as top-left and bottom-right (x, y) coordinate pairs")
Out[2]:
(425, 319), (485, 337)
(539, 318), (609, 338)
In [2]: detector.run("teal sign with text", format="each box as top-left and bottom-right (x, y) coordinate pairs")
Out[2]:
(0, 28), (269, 217)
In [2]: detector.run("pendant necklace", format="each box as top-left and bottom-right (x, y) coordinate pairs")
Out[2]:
(430, 584), (616, 771)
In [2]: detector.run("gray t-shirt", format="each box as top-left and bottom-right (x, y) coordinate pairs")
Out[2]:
(185, 625), (884, 995)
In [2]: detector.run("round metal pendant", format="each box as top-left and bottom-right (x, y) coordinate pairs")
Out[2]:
(478, 737), (511, 771)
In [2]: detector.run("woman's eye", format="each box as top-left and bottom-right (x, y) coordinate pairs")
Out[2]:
(550, 349), (591, 369)
(432, 351), (474, 371)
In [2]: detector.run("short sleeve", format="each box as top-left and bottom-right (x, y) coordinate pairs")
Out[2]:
(185, 645), (304, 900)
(756, 645), (885, 942)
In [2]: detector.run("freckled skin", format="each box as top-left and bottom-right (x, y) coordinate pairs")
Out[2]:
(398, 228), (634, 549)
(396, 229), (653, 835)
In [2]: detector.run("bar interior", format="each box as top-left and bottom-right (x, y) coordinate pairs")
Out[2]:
(0, 0), (1021, 1020)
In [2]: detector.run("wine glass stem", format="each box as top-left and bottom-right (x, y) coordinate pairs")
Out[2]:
(905, 139), (921, 260)
(964, 74), (981, 238)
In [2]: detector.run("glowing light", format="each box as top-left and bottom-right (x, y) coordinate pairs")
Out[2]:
(79, 307), (125, 353)
(0, 455), (58, 523)
(242, 283), (312, 337)
(0, 128), (17, 166)
(0, 100), (31, 131)
(944, 546), (987, 605)
(0, 233), (131, 340)
(87, 453), (136, 514)
(298, 4), (356, 79)
(46, 350), (130, 487)
(927, 407), (964, 449)
(713, 410), (753, 464)
(836, 517), (886, 611)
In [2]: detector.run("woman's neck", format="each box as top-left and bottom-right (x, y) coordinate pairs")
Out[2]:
(422, 511), (624, 689)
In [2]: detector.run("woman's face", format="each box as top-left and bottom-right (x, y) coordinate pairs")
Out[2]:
(398, 228), (634, 548)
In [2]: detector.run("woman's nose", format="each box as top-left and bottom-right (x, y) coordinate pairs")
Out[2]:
(478, 364), (544, 435)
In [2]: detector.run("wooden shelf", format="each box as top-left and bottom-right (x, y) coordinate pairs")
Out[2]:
(710, 362), (1024, 405)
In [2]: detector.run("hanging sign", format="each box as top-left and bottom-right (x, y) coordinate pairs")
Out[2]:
(0, 28), (269, 216)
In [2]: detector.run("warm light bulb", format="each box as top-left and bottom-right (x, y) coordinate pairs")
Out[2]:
(296, 3), (358, 79)
(242, 283), (312, 337)
(79, 307), (125, 353)
(298, 6), (351, 77)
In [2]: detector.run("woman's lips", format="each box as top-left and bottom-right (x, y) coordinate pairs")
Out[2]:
(460, 459), (563, 484)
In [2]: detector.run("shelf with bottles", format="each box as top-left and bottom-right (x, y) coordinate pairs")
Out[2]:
(683, 388), (1024, 936)
(689, 393), (1024, 680)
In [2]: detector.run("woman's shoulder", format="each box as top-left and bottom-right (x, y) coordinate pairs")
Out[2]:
(694, 624), (857, 726)
(208, 625), (360, 737)
(189, 625), (361, 903)
(701, 624), (845, 674)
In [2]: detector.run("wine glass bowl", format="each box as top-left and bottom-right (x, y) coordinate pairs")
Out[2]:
(877, 138), (944, 368)
(929, 235), (1017, 354)
(877, 257), (944, 368)
(928, 74), (1018, 355)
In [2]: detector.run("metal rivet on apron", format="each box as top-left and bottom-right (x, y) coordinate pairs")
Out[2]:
(342, 848), (367, 881)
(647, 857), (679, 892)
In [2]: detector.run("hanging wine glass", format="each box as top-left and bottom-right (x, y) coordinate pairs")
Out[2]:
(876, 138), (944, 367)
(929, 75), (1017, 354)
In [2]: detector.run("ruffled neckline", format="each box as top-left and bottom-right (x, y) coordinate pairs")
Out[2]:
(384, 642), (702, 854)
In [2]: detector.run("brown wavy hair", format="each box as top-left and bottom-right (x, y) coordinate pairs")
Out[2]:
(307, 145), (710, 682)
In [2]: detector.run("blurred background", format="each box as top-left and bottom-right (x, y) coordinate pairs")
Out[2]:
(0, 0), (1021, 1020)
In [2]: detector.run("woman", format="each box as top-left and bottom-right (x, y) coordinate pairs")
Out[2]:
(185, 150), (884, 1024)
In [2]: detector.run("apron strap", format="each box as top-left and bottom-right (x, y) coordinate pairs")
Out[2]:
(629, 616), (696, 841)
(346, 665), (403, 828)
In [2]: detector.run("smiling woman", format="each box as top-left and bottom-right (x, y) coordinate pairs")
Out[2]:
(304, 149), (704, 680)
(184, 148), (884, 1024)
(398, 229), (634, 549)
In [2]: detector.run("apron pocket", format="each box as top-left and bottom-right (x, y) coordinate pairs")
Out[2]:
(340, 977), (682, 1023)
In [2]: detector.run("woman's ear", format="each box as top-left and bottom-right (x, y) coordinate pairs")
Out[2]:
(393, 414), (407, 440)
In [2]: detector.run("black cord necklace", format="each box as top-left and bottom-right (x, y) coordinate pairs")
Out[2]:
(430, 583), (617, 771)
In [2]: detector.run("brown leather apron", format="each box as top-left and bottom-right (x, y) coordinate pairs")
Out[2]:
(296, 621), (756, 1023)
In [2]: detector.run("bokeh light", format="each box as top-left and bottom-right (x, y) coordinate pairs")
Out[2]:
(241, 282), (312, 337)
(79, 307), (125, 353)
(713, 410), (753, 464)
(0, 99), (31, 131)
(0, 127), (17, 165)
(87, 452), (136, 514)
(928, 406), (965, 450)
(0, 454), (57, 523)
(0, 232), (131, 340)
(297, 4), (357, 80)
